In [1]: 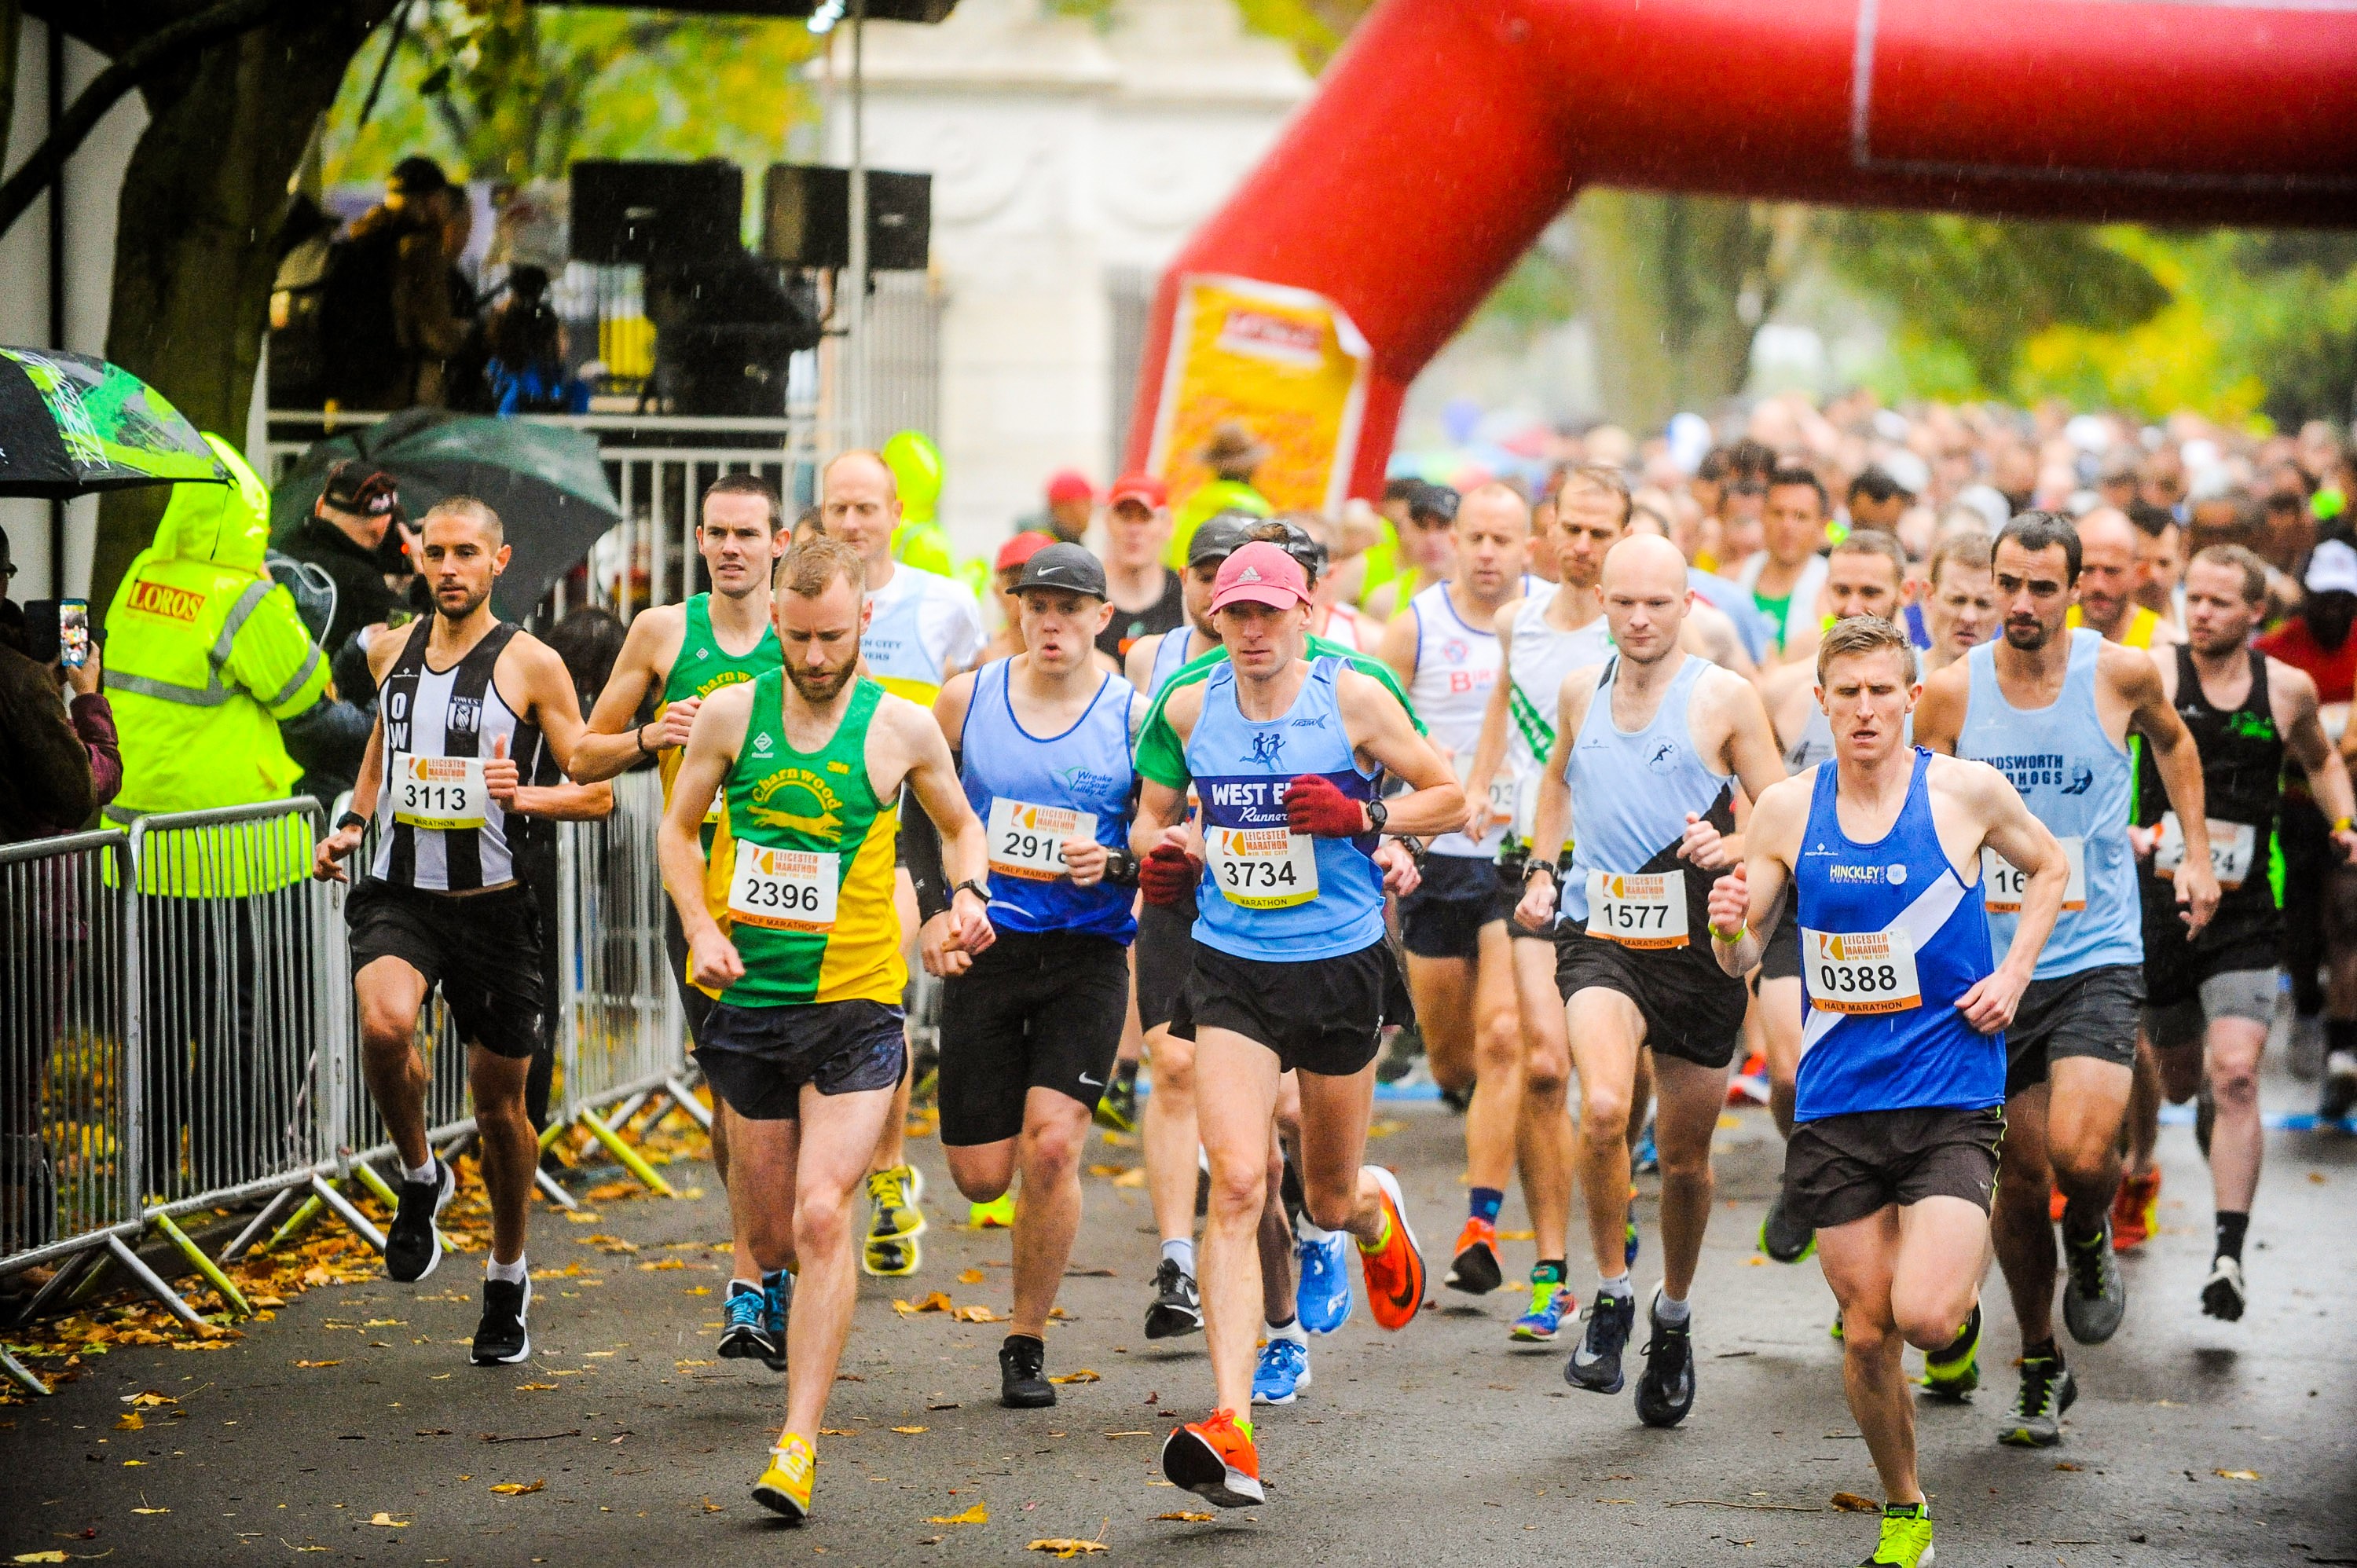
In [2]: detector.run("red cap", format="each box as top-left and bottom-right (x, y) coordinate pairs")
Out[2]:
(995, 530), (1053, 573)
(1209, 541), (1311, 613)
(1045, 469), (1095, 505)
(1107, 471), (1168, 511)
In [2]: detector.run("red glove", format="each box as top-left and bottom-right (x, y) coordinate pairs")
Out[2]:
(1285, 774), (1369, 837)
(1139, 843), (1204, 906)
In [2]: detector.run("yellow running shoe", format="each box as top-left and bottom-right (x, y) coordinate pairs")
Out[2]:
(1863, 1501), (1934, 1566)
(753, 1432), (816, 1522)
(863, 1166), (926, 1277)
(970, 1192), (1015, 1229)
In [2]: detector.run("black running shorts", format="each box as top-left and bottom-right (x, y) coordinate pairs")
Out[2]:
(694, 998), (907, 1120)
(1170, 938), (1393, 1077)
(346, 877), (547, 1060)
(2003, 962), (2144, 1098)
(1781, 1106), (2005, 1231)
(662, 904), (720, 1045)
(1494, 858), (1563, 943)
(1758, 900), (1802, 983)
(1133, 897), (1197, 1033)
(1552, 921), (1747, 1071)
(938, 929), (1131, 1146)
(1399, 854), (1504, 960)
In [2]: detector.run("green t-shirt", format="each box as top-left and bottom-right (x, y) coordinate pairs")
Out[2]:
(1752, 591), (1794, 653)
(1135, 633), (1421, 790)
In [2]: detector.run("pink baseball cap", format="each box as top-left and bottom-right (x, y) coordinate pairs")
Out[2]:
(1209, 541), (1311, 613)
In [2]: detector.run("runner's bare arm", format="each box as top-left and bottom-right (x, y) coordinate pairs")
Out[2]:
(1337, 668), (1464, 837)
(1908, 660), (1971, 756)
(890, 697), (996, 957)
(489, 637), (611, 820)
(2114, 642), (2219, 934)
(1514, 665), (1602, 926)
(1680, 667), (1787, 870)
(1374, 603), (1419, 691)
(1704, 775), (1803, 976)
(931, 669), (977, 755)
(2275, 661), (2357, 859)
(313, 706), (387, 881)
(1122, 632), (1162, 693)
(1461, 602), (1518, 843)
(1956, 755), (2069, 1031)
(1131, 684), (1202, 860)
(570, 603), (686, 782)
(659, 682), (757, 990)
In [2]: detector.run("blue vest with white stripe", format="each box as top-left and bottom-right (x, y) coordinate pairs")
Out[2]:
(959, 660), (1137, 942)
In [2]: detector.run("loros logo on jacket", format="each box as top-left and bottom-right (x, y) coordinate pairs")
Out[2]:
(126, 579), (204, 625)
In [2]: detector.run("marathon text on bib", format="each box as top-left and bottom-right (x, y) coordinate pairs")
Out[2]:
(986, 797), (1098, 882)
(2154, 811), (2256, 891)
(1983, 834), (2086, 913)
(728, 842), (839, 932)
(390, 753), (487, 830)
(1802, 926), (1924, 1016)
(1585, 870), (1688, 948)
(1206, 824), (1319, 909)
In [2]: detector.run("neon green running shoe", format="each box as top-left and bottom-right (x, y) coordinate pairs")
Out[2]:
(1862, 1502), (1934, 1566)
(970, 1192), (1015, 1229)
(863, 1166), (926, 1277)
(1919, 1302), (1981, 1402)
(1829, 1307), (1845, 1342)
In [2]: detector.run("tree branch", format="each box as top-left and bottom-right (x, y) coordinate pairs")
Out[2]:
(0, 0), (288, 240)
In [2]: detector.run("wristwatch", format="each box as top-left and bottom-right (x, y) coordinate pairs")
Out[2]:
(949, 879), (990, 906)
(1521, 858), (1557, 886)
(336, 811), (368, 835)
(1365, 797), (1388, 834)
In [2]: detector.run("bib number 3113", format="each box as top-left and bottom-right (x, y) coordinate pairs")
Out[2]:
(1585, 870), (1688, 949)
(390, 753), (486, 830)
(1207, 826), (1319, 909)
(728, 844), (839, 932)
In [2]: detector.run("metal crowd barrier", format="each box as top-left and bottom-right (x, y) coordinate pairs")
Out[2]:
(0, 781), (696, 1395)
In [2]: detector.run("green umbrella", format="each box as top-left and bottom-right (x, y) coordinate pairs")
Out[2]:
(0, 346), (226, 499)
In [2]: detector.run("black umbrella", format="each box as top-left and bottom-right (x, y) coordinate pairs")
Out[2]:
(269, 408), (622, 620)
(0, 346), (226, 499)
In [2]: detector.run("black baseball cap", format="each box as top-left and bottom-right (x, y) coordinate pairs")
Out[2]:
(321, 459), (403, 519)
(1407, 482), (1458, 522)
(1014, 541), (1107, 600)
(1186, 511), (1262, 568)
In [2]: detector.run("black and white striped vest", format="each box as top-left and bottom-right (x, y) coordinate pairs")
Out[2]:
(370, 619), (541, 892)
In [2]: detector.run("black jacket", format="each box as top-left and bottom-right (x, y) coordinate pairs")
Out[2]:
(276, 511), (404, 660)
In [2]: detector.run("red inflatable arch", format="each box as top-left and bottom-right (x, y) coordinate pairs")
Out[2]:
(1123, 0), (2357, 498)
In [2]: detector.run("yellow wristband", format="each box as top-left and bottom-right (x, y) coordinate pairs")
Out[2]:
(2336, 818), (2354, 833)
(1709, 922), (1748, 945)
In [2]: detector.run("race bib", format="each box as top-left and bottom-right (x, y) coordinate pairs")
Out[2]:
(1205, 825), (1319, 909)
(1983, 835), (2086, 914)
(390, 753), (486, 830)
(987, 797), (1098, 881)
(727, 843), (838, 932)
(1585, 870), (1688, 949)
(1802, 926), (1923, 1015)
(1446, 749), (1519, 826)
(2153, 812), (2256, 891)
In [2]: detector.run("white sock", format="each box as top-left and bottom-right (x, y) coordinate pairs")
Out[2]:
(402, 1156), (437, 1186)
(1597, 1272), (1635, 1302)
(1265, 1316), (1307, 1345)
(1161, 1237), (1196, 1276)
(1654, 1288), (1692, 1324)
(1295, 1214), (1336, 1243)
(486, 1254), (527, 1284)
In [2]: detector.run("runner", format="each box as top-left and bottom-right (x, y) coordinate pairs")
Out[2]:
(2128, 546), (2357, 1317)
(570, 474), (789, 1368)
(1737, 467), (1832, 664)
(818, 449), (988, 1278)
(1916, 528), (2000, 677)
(658, 536), (995, 1522)
(1461, 463), (1623, 1337)
(1914, 510), (2220, 1448)
(1361, 482), (1459, 621)
(1375, 482), (1534, 1296)
(1133, 541), (1461, 1507)
(1705, 614), (2069, 1568)
(910, 543), (1146, 1405)
(2067, 506), (2181, 648)
(1512, 533), (1785, 1427)
(312, 497), (604, 1365)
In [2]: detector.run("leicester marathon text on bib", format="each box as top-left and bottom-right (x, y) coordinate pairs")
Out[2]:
(1983, 834), (2086, 913)
(987, 797), (1098, 881)
(1585, 870), (1688, 948)
(1802, 927), (1923, 1015)
(390, 753), (486, 830)
(1207, 824), (1319, 908)
(728, 843), (839, 932)
(2154, 812), (2256, 891)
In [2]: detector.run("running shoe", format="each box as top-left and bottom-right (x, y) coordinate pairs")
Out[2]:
(1633, 1290), (1695, 1428)
(752, 1432), (816, 1522)
(1438, 1083), (1472, 1115)
(2047, 1183), (2067, 1223)
(1295, 1229), (1353, 1335)
(1251, 1336), (1310, 1405)
(1626, 1189), (1641, 1269)
(1919, 1302), (1981, 1402)
(761, 1269), (793, 1373)
(970, 1193), (1015, 1229)
(1144, 1257), (1203, 1339)
(1633, 1121), (1659, 1175)
(2200, 1255), (2247, 1322)
(2322, 1049), (2357, 1123)
(384, 1156), (455, 1284)
(1758, 1192), (1816, 1264)
(1863, 1501), (1935, 1566)
(1161, 1409), (1263, 1508)
(470, 1276), (532, 1365)
(2061, 1216), (2126, 1344)
(1996, 1354), (2077, 1447)
(1510, 1277), (1573, 1343)
(1564, 1289), (1637, 1394)
(717, 1280), (780, 1365)
(1445, 1215), (1503, 1295)
(999, 1333), (1054, 1409)
(1093, 1064), (1139, 1133)
(1830, 1308), (1845, 1342)
(1375, 1022), (1424, 1086)
(1358, 1165), (1426, 1332)
(2110, 1168), (2160, 1251)
(2195, 1085), (2216, 1160)
(862, 1165), (926, 1277)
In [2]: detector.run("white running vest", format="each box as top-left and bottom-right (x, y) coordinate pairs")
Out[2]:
(371, 621), (530, 892)
(1409, 578), (1534, 858)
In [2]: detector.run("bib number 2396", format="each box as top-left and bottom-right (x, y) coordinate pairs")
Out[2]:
(728, 844), (838, 932)
(1585, 870), (1688, 949)
(390, 753), (486, 830)
(1207, 826), (1318, 909)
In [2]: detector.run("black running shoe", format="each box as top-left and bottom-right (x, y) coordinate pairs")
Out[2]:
(2199, 1255), (2246, 1321)
(718, 1280), (781, 1365)
(1145, 1258), (1203, 1339)
(999, 1334), (1055, 1409)
(384, 1157), (454, 1284)
(1996, 1354), (2077, 1447)
(761, 1269), (794, 1372)
(1758, 1193), (1816, 1264)
(2322, 1049), (2357, 1123)
(1564, 1289), (1637, 1394)
(470, 1277), (532, 1365)
(2061, 1216), (2125, 1344)
(1633, 1292), (1695, 1427)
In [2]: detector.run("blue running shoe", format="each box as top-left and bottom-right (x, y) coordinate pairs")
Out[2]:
(1625, 1191), (1641, 1270)
(1510, 1277), (1573, 1343)
(1295, 1229), (1353, 1335)
(717, 1280), (779, 1365)
(761, 1269), (794, 1372)
(1633, 1121), (1659, 1175)
(1251, 1335), (1310, 1405)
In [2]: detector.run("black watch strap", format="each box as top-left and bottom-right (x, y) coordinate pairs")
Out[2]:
(336, 811), (368, 834)
(949, 879), (989, 905)
(1365, 797), (1387, 834)
(1522, 858), (1558, 885)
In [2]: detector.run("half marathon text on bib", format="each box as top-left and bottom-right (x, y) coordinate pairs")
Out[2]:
(728, 844), (838, 931)
(987, 797), (1097, 881)
(1802, 926), (1923, 1014)
(390, 753), (486, 830)
(2153, 812), (2256, 891)
(1983, 834), (2086, 913)
(1585, 870), (1688, 948)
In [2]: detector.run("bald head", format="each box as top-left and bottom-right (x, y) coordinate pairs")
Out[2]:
(1599, 533), (1692, 665)
(820, 449), (903, 569)
(1602, 533), (1690, 595)
(2077, 506), (2135, 555)
(2073, 506), (2142, 638)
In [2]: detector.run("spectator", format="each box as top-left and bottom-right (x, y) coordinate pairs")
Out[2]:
(274, 460), (411, 665)
(327, 156), (477, 412)
(1165, 418), (1275, 569)
(1096, 473), (1181, 662)
(484, 265), (589, 416)
(1043, 470), (1095, 546)
(0, 527), (119, 843)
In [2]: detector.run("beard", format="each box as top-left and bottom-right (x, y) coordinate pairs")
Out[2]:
(786, 654), (858, 703)
(2002, 617), (2051, 650)
(434, 581), (490, 621)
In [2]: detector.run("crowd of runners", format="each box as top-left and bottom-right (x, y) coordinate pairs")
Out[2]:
(307, 415), (2357, 1567)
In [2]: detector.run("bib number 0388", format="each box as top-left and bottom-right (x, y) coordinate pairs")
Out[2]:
(1800, 927), (1923, 1014)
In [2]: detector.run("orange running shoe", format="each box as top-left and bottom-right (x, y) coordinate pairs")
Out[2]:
(1445, 1214), (1502, 1295)
(1358, 1165), (1426, 1331)
(1161, 1408), (1263, 1508)
(2111, 1168), (2160, 1251)
(2048, 1183), (2067, 1224)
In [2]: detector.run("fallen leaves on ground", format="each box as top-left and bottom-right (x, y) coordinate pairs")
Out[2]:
(122, 1391), (175, 1407)
(515, 1383), (558, 1392)
(891, 1426), (928, 1434)
(365, 1512), (408, 1526)
(951, 1305), (999, 1324)
(1110, 1168), (1146, 1189)
(1048, 1370), (1102, 1385)
(927, 1503), (988, 1524)
(637, 1259), (686, 1271)
(958, 1269), (986, 1285)
(894, 1291), (955, 1316)
(1155, 1511), (1215, 1522)
(1028, 1541), (1108, 1557)
(1367, 1119), (1406, 1138)
(292, 1360), (341, 1368)
(1828, 1493), (1878, 1512)
(2215, 1469), (2261, 1481)
(490, 1479), (547, 1496)
(581, 1234), (640, 1255)
(115, 1412), (144, 1431)
(14, 1552), (70, 1563)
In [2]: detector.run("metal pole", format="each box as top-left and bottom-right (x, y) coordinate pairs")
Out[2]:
(845, 0), (870, 451)
(47, 20), (65, 598)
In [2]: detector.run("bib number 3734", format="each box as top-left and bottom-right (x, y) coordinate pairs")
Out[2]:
(390, 753), (486, 830)
(987, 797), (1097, 881)
(1585, 870), (1688, 949)
(728, 844), (838, 932)
(1207, 826), (1319, 909)
(1802, 927), (1923, 1015)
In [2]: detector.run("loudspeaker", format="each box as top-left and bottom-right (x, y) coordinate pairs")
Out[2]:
(570, 161), (742, 267)
(761, 166), (931, 272)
